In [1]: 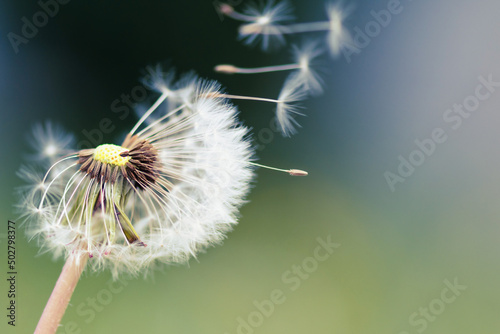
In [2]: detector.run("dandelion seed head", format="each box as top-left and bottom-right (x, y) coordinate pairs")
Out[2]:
(18, 69), (255, 278)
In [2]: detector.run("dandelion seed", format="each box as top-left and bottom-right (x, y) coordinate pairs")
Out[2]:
(207, 75), (305, 137)
(141, 63), (175, 95)
(246, 162), (308, 176)
(288, 40), (325, 95)
(214, 63), (301, 74)
(219, 1), (294, 50)
(325, 2), (356, 57)
(28, 121), (75, 164)
(276, 76), (307, 136)
(19, 68), (307, 279)
(215, 40), (324, 96)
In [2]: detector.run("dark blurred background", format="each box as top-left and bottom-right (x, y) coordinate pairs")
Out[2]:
(1, 0), (500, 333)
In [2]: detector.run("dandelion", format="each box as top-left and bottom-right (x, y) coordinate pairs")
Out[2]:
(19, 68), (307, 333)
(218, 0), (294, 50)
(215, 40), (324, 96)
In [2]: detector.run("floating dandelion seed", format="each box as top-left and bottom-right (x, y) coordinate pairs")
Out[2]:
(28, 122), (75, 164)
(288, 40), (325, 95)
(219, 0), (294, 50)
(276, 75), (308, 136)
(215, 39), (324, 96)
(325, 2), (356, 57)
(20, 69), (307, 280)
(204, 75), (305, 137)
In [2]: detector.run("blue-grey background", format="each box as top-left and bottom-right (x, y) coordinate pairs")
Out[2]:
(1, 0), (500, 333)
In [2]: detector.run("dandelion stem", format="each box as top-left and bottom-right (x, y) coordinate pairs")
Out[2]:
(35, 253), (88, 334)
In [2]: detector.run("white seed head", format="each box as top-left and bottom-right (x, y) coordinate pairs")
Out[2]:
(19, 70), (255, 278)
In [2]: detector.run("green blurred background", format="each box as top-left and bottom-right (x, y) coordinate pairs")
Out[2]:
(1, 0), (500, 333)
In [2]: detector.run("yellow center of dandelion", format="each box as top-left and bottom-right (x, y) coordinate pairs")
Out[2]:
(94, 144), (130, 166)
